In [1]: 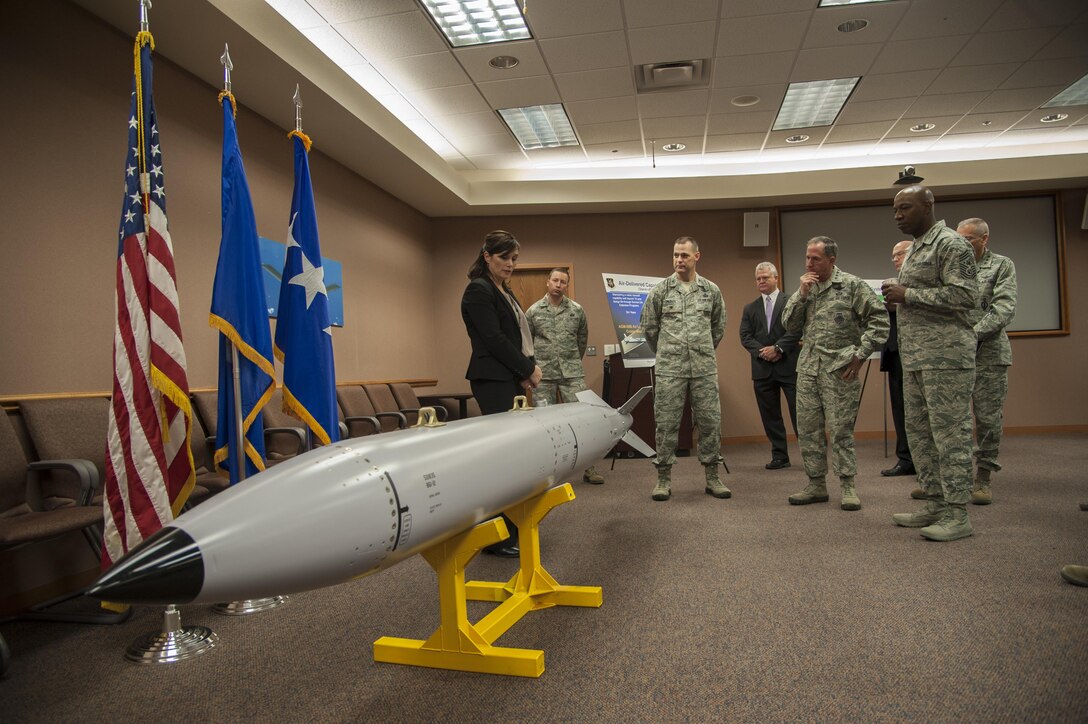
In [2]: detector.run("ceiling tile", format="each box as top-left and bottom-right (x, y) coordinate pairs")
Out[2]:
(926, 63), (1021, 94)
(721, 0), (815, 18)
(948, 110), (1031, 134)
(524, 0), (624, 39)
(868, 36), (972, 75)
(765, 127), (830, 148)
(713, 51), (797, 87)
(1000, 57), (1088, 90)
(406, 84), (492, 117)
(337, 12), (446, 61)
(566, 95), (639, 125)
(648, 136), (705, 156)
(477, 75), (561, 109)
(430, 111), (507, 138)
(891, 0), (1003, 41)
(641, 115), (708, 138)
(308, 0), (416, 24)
(451, 132), (521, 156)
(850, 70), (941, 103)
(1034, 24), (1088, 60)
(836, 97), (914, 124)
(555, 67), (635, 102)
(973, 86), (1068, 113)
(801, 3), (909, 49)
(716, 12), (812, 57)
(523, 146), (589, 165)
(949, 28), (1061, 67)
(575, 120), (643, 145)
(871, 136), (937, 155)
(704, 132), (766, 152)
(981, 0), (1088, 32)
(466, 152), (530, 170)
(300, 25), (368, 66)
(908, 91), (989, 117)
(628, 21), (719, 66)
(886, 115), (965, 138)
(709, 85), (787, 114)
(538, 31), (629, 74)
(583, 140), (645, 161)
(267, 0), (327, 29)
(371, 52), (469, 92)
(342, 63), (397, 97)
(707, 110), (776, 135)
(638, 90), (709, 119)
(824, 120), (896, 144)
(790, 44), (883, 82)
(928, 131), (1004, 149)
(623, 0), (719, 28)
(453, 41), (550, 83)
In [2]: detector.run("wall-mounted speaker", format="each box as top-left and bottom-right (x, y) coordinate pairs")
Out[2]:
(743, 211), (770, 247)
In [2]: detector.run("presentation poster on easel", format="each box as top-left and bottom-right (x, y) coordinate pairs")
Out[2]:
(601, 273), (662, 368)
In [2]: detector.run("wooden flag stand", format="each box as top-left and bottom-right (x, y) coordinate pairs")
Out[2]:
(373, 482), (602, 677)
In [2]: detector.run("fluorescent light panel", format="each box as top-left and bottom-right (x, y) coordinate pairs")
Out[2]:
(773, 77), (859, 131)
(498, 104), (579, 149)
(420, 0), (531, 47)
(1043, 72), (1088, 108)
(818, 0), (898, 6)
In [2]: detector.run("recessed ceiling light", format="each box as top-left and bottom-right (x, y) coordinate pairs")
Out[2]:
(1040, 113), (1069, 123)
(419, 0), (531, 47)
(489, 55), (519, 69)
(773, 77), (860, 131)
(910, 123), (936, 132)
(661, 143), (686, 152)
(785, 134), (809, 144)
(731, 95), (760, 107)
(498, 104), (579, 149)
(837, 19), (870, 33)
(1043, 72), (1088, 108)
(981, 120), (993, 126)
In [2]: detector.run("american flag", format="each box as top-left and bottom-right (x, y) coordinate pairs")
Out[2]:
(102, 36), (195, 569)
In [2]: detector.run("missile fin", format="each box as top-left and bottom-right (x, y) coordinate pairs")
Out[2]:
(621, 429), (656, 458)
(574, 389), (611, 408)
(617, 386), (652, 417)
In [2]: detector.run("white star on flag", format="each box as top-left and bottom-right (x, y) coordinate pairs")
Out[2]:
(287, 213), (327, 309)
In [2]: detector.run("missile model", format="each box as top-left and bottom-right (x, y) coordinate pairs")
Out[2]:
(87, 389), (654, 606)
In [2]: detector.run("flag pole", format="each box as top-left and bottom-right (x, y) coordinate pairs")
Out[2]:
(291, 84), (316, 452)
(121, 0), (218, 663)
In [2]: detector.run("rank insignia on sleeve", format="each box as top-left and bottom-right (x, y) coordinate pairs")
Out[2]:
(958, 249), (978, 278)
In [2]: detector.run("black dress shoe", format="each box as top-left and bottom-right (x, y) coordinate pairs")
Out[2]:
(765, 459), (791, 470)
(484, 544), (520, 558)
(880, 463), (916, 477)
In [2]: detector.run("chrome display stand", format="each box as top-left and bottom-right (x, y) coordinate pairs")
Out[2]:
(124, 604), (218, 664)
(212, 596), (289, 616)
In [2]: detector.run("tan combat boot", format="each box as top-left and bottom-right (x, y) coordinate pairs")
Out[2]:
(788, 480), (829, 505)
(652, 466), (671, 501)
(919, 503), (973, 541)
(910, 487), (926, 500)
(704, 464), (731, 499)
(892, 498), (947, 528)
(840, 480), (861, 511)
(1061, 565), (1088, 587)
(971, 468), (992, 505)
(582, 466), (605, 485)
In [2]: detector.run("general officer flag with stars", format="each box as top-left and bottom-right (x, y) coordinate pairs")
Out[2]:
(274, 131), (339, 445)
(209, 92), (275, 483)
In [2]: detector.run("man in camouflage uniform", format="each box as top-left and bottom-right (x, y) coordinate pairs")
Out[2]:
(956, 217), (1017, 505)
(526, 268), (605, 484)
(884, 185), (980, 542)
(782, 237), (889, 511)
(640, 236), (728, 501)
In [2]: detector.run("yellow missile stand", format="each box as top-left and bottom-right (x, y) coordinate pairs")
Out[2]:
(372, 482), (602, 677)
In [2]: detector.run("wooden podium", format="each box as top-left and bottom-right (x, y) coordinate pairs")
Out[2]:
(602, 353), (691, 457)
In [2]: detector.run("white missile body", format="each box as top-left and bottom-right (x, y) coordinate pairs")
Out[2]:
(87, 390), (652, 605)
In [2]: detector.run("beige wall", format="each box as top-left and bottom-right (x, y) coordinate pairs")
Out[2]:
(2, 0), (1086, 440)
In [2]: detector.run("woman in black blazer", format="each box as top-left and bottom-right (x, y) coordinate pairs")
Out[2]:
(460, 230), (542, 557)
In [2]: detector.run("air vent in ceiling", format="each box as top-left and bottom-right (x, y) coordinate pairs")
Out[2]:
(635, 59), (711, 93)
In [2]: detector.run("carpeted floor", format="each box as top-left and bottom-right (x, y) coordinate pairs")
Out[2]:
(3, 434), (1087, 723)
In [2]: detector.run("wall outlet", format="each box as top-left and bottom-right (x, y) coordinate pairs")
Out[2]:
(586, 346), (597, 356)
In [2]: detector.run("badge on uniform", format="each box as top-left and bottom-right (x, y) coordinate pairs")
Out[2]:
(834, 312), (845, 325)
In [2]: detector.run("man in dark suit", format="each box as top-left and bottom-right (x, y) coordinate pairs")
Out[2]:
(739, 262), (800, 469)
(880, 240), (916, 479)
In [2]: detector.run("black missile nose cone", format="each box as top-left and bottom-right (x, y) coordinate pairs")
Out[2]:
(86, 526), (204, 605)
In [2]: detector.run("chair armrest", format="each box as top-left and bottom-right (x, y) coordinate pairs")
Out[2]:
(411, 403), (449, 422)
(343, 415), (381, 436)
(375, 411), (408, 429)
(264, 426), (308, 456)
(338, 420), (349, 439)
(26, 459), (99, 509)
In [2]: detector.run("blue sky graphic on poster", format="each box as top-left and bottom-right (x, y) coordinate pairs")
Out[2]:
(259, 236), (344, 326)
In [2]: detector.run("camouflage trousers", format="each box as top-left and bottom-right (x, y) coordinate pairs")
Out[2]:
(973, 364), (1009, 472)
(534, 377), (587, 406)
(652, 374), (722, 467)
(904, 367), (975, 505)
(796, 368), (860, 481)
